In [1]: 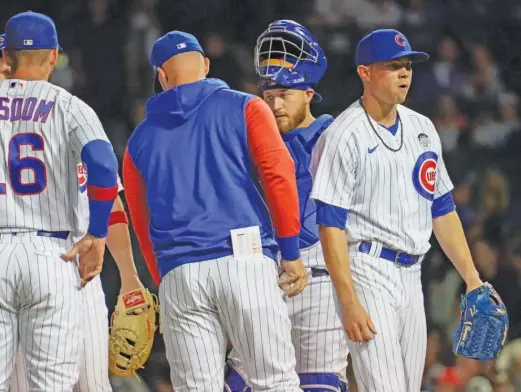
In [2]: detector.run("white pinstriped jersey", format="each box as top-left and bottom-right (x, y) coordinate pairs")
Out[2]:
(310, 100), (454, 255)
(0, 79), (112, 236)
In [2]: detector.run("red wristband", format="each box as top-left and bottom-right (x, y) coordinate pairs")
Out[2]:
(109, 210), (129, 226)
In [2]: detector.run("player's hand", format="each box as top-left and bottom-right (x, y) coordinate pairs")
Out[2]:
(279, 258), (308, 297)
(61, 234), (107, 287)
(342, 300), (377, 343)
(119, 274), (145, 295)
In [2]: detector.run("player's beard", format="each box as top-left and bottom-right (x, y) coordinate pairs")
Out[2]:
(277, 104), (307, 134)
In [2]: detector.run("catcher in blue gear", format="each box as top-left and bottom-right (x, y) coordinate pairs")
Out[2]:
(224, 19), (349, 392)
(453, 282), (509, 360)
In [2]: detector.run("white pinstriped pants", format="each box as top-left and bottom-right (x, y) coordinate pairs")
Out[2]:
(287, 243), (349, 379)
(159, 255), (302, 392)
(10, 275), (111, 392)
(287, 270), (349, 379)
(341, 244), (427, 392)
(229, 243), (349, 384)
(0, 232), (83, 392)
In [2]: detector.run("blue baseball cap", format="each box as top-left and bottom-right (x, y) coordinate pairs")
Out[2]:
(5, 12), (61, 51)
(150, 31), (204, 67)
(356, 29), (429, 66)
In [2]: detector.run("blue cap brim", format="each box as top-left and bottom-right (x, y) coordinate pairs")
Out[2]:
(390, 50), (429, 63)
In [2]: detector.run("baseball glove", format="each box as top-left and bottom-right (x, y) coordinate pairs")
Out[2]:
(109, 288), (159, 376)
(452, 282), (509, 360)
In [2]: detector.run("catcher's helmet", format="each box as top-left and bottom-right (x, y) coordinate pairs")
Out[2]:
(254, 20), (327, 100)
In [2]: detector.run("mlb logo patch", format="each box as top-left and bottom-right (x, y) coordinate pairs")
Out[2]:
(23, 39), (33, 46)
(177, 43), (187, 49)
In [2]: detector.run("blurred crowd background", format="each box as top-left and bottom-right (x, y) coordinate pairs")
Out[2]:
(3, 0), (521, 391)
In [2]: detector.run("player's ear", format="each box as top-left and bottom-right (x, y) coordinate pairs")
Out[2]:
(157, 67), (168, 92)
(357, 65), (371, 83)
(204, 57), (210, 77)
(49, 48), (58, 67)
(305, 89), (314, 104)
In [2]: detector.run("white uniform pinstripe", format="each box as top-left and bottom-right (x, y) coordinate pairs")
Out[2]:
(228, 244), (349, 387)
(286, 248), (348, 379)
(10, 276), (109, 392)
(11, 175), (124, 392)
(0, 79), (115, 391)
(0, 233), (82, 391)
(310, 100), (454, 392)
(160, 255), (301, 391)
(0, 79), (112, 237)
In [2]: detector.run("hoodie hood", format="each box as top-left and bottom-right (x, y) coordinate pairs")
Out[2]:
(145, 78), (229, 125)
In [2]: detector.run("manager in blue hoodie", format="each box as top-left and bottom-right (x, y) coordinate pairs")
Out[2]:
(123, 31), (308, 391)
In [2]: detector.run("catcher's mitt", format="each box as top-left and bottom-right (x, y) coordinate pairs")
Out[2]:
(109, 288), (159, 376)
(452, 282), (509, 360)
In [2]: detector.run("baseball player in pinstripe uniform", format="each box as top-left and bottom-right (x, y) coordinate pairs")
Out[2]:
(10, 182), (145, 392)
(310, 29), (486, 392)
(225, 20), (349, 392)
(0, 12), (119, 391)
(0, 31), (145, 392)
(124, 31), (308, 391)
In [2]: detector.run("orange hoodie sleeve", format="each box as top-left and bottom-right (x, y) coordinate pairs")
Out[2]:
(245, 97), (300, 261)
(122, 149), (161, 286)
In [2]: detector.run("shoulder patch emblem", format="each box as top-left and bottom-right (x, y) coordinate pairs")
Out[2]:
(412, 151), (438, 200)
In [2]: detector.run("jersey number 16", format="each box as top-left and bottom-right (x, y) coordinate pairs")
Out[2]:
(0, 132), (46, 195)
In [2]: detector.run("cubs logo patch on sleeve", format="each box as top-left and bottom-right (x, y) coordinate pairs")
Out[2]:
(412, 151), (438, 200)
(77, 163), (87, 193)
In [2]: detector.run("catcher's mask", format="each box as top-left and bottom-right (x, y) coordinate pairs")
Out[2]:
(254, 19), (327, 101)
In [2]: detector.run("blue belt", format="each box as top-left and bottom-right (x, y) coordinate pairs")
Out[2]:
(358, 241), (420, 266)
(11, 230), (70, 240)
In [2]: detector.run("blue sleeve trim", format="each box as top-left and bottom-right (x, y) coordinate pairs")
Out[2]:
(81, 140), (118, 187)
(88, 199), (113, 237)
(316, 200), (348, 229)
(81, 140), (119, 237)
(277, 235), (300, 261)
(432, 191), (456, 219)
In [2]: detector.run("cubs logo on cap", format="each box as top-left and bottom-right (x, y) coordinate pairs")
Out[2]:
(412, 151), (438, 200)
(395, 34), (407, 47)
